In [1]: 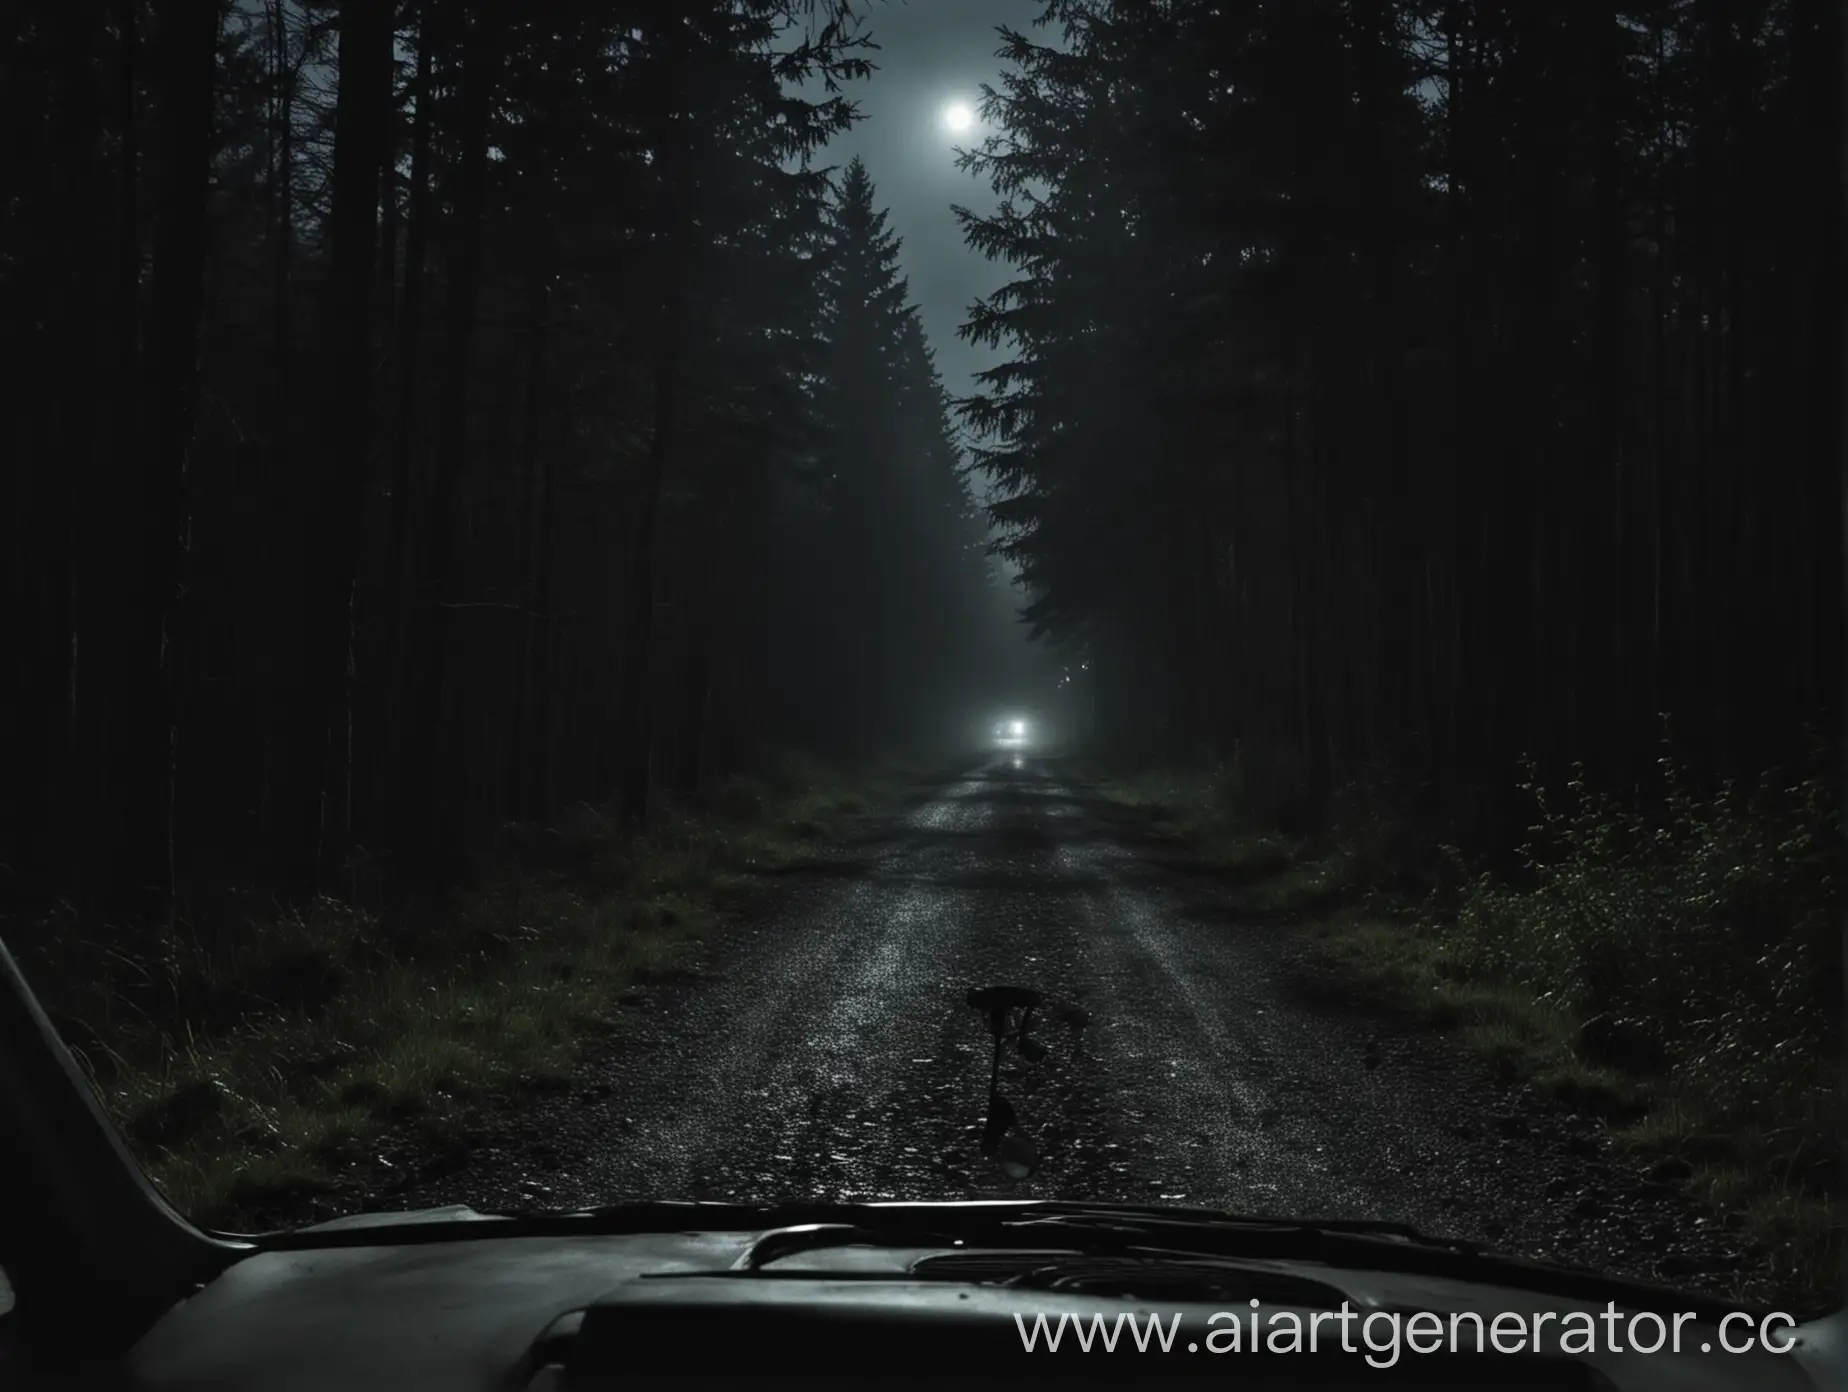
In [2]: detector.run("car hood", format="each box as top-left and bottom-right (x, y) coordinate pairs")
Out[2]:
(126, 1209), (1841, 1392)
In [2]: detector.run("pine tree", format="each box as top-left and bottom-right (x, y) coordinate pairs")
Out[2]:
(958, 0), (1836, 835)
(810, 157), (950, 756)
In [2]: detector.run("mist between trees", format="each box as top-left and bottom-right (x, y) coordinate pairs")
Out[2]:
(8, 1), (1039, 923)
(8, 0), (1836, 924)
(956, 1), (1838, 829)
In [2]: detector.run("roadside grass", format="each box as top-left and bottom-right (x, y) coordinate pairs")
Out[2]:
(1078, 744), (1843, 1312)
(10, 750), (929, 1231)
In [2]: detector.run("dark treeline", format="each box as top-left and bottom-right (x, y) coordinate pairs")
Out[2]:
(6, 1), (1018, 915)
(962, 0), (1841, 841)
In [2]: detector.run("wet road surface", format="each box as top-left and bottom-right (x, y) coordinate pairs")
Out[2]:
(384, 755), (1769, 1297)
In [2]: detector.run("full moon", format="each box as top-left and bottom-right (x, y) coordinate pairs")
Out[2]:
(943, 102), (974, 133)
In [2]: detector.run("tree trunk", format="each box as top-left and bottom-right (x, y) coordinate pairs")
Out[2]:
(510, 143), (552, 820)
(277, 0), (391, 881)
(530, 380), (562, 824)
(618, 63), (691, 825)
(379, 0), (435, 835)
(404, 0), (505, 861)
(129, 0), (218, 915)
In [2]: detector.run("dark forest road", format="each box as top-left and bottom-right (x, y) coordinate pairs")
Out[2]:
(387, 755), (1765, 1297)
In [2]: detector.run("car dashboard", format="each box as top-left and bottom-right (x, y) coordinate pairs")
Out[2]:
(107, 1211), (1835, 1392)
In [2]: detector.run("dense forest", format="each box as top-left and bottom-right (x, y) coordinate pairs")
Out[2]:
(5, 0), (1027, 917)
(960, 0), (1841, 845)
(3, 0), (1840, 915)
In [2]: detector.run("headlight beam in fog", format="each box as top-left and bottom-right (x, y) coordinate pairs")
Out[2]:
(993, 715), (1031, 750)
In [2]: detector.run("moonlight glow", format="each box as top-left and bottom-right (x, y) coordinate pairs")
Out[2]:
(943, 101), (975, 133)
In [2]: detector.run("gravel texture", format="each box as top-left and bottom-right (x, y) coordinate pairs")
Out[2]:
(360, 755), (1773, 1303)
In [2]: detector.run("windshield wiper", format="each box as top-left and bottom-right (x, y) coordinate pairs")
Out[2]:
(1009, 1202), (1471, 1248)
(696, 1207), (1493, 1268)
(702, 1212), (1474, 1274)
(262, 1198), (808, 1245)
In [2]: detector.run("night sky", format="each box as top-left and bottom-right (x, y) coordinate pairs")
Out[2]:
(804, 0), (1046, 415)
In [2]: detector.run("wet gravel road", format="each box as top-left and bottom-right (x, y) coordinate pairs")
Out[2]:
(382, 755), (1771, 1301)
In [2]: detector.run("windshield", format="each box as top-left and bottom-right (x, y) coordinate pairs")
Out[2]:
(2, 0), (1839, 1322)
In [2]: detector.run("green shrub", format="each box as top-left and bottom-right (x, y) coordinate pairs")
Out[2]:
(1438, 752), (1841, 1197)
